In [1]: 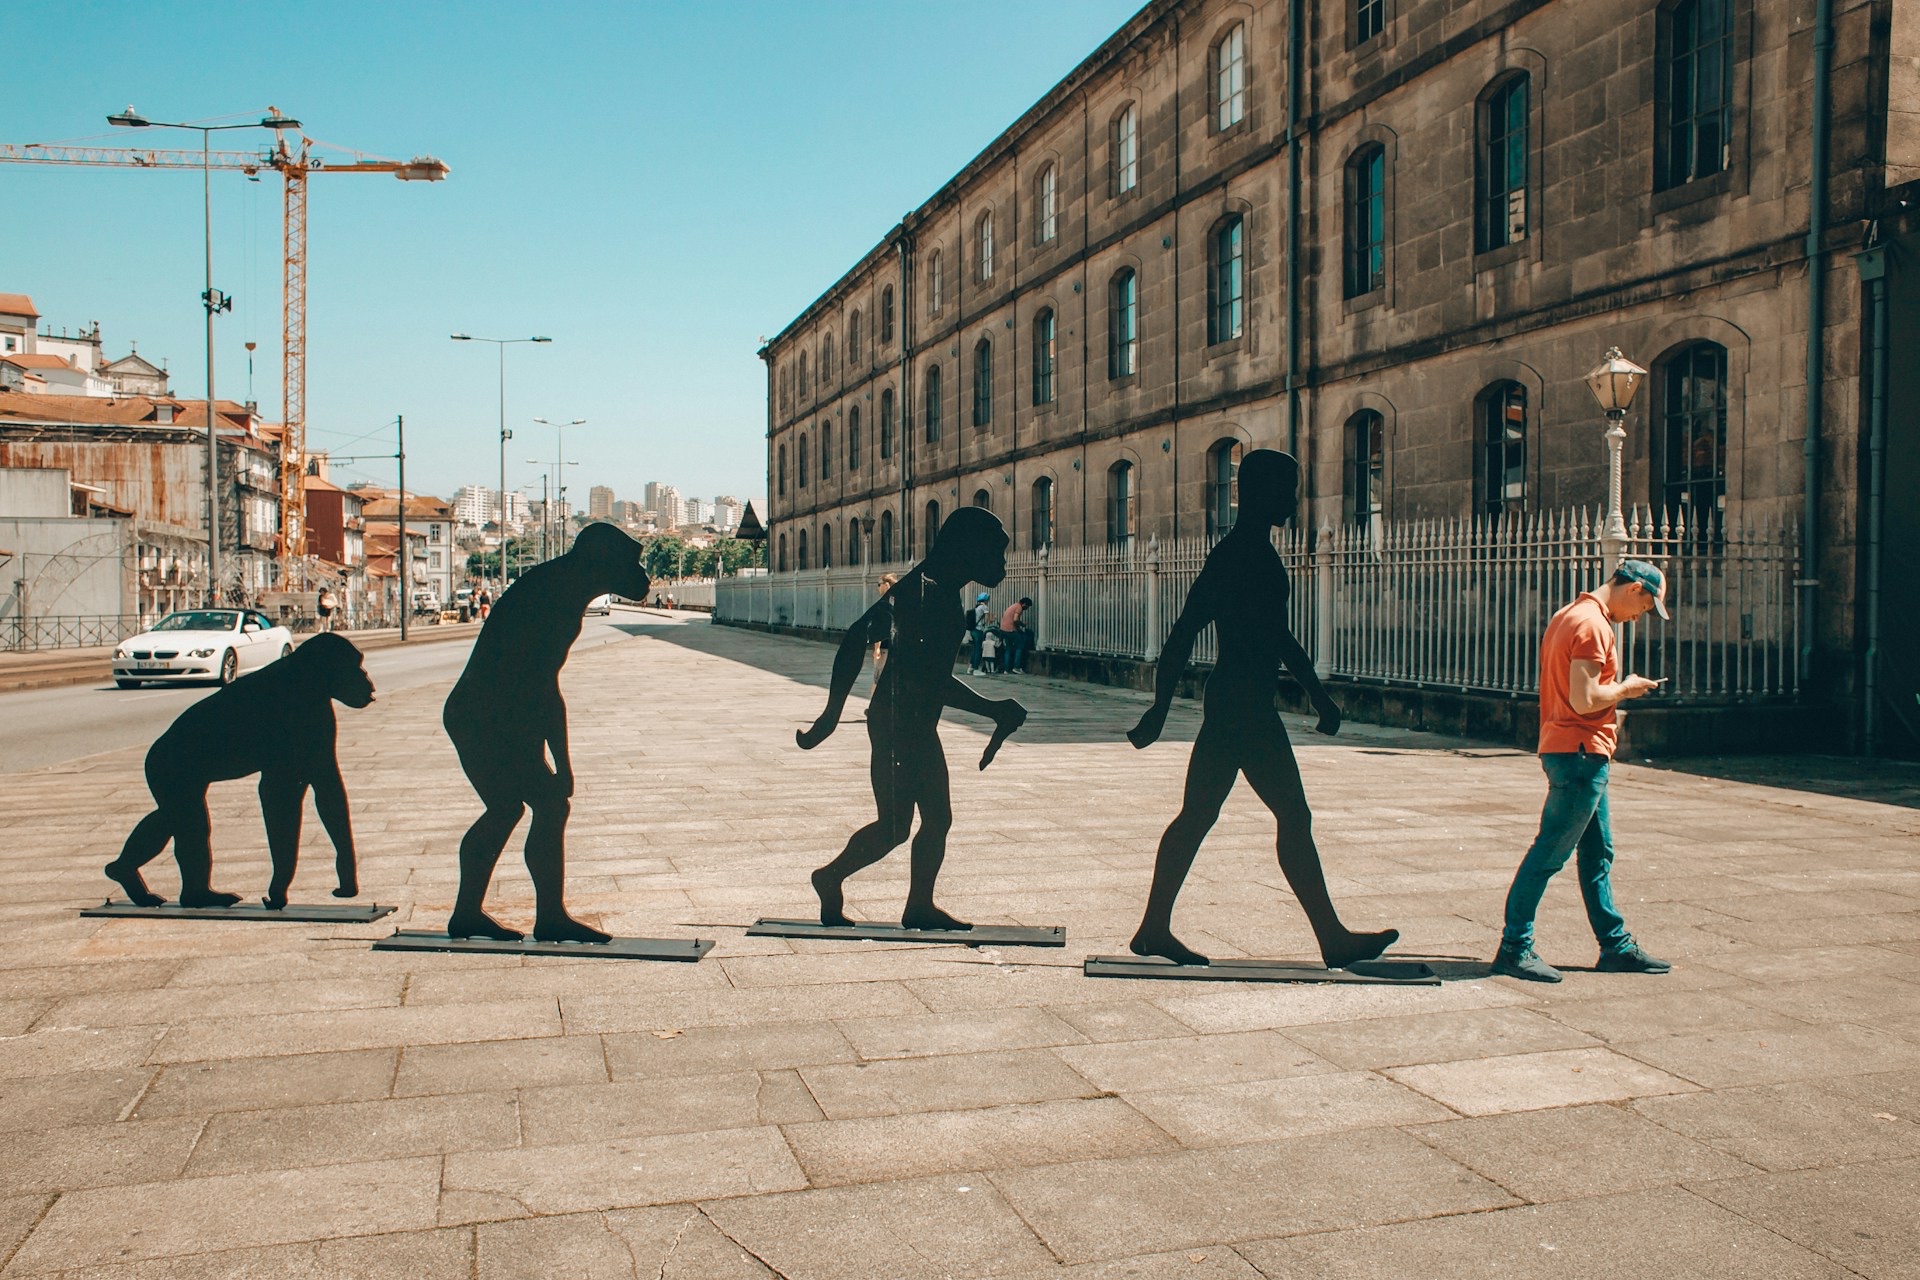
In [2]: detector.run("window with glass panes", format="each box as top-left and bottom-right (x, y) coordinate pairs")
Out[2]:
(973, 339), (993, 427)
(929, 251), (944, 312)
(1344, 146), (1386, 297)
(1209, 217), (1244, 344)
(1031, 477), (1053, 550)
(924, 364), (942, 442)
(797, 434), (808, 488)
(1478, 75), (1529, 252)
(847, 521), (860, 566)
(972, 488), (990, 511)
(797, 528), (808, 570)
(848, 312), (861, 364)
(1115, 105), (1138, 194)
(1109, 269), (1137, 378)
(1478, 384), (1527, 514)
(1657, 342), (1728, 529)
(979, 213), (994, 280)
(1354, 0), (1385, 44)
(1032, 309), (1055, 405)
(1659, 0), (1735, 190)
(1215, 24), (1246, 130)
(847, 407), (860, 472)
(820, 524), (832, 569)
(879, 509), (894, 562)
(820, 422), (832, 481)
(881, 287), (894, 342)
(924, 500), (941, 556)
(880, 389), (894, 460)
(778, 443), (787, 497)
(1344, 411), (1384, 530)
(1206, 440), (1242, 537)
(1107, 462), (1134, 546)
(1036, 165), (1057, 244)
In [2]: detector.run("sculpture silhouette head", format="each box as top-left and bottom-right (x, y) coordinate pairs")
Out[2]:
(566, 521), (652, 602)
(925, 507), (1009, 588)
(289, 631), (376, 708)
(1238, 450), (1301, 529)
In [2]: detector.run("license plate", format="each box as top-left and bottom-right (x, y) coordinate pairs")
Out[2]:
(134, 661), (169, 670)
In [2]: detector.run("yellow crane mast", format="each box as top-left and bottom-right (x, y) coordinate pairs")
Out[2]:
(0, 134), (448, 586)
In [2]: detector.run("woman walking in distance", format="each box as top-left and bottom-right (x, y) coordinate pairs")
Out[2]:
(797, 508), (1027, 931)
(1125, 450), (1399, 968)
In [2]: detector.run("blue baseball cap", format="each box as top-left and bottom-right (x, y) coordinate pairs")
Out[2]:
(976, 592), (990, 602)
(1616, 559), (1669, 619)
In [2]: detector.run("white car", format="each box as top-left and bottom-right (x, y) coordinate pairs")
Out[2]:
(113, 609), (295, 689)
(585, 593), (612, 617)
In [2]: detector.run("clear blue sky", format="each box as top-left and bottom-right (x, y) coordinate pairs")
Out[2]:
(4, 1), (1144, 509)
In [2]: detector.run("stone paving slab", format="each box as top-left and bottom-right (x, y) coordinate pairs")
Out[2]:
(1, 614), (1917, 1276)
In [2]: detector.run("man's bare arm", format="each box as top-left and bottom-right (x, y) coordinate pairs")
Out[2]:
(797, 603), (884, 749)
(1277, 626), (1342, 735)
(944, 677), (1027, 769)
(1128, 573), (1217, 748)
(1569, 659), (1662, 714)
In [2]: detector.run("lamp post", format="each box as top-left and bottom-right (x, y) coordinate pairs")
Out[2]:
(110, 105), (300, 605)
(1583, 346), (1649, 571)
(534, 417), (584, 555)
(450, 334), (551, 590)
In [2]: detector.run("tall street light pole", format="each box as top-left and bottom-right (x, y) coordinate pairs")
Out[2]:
(534, 417), (585, 553)
(110, 105), (300, 605)
(450, 334), (551, 585)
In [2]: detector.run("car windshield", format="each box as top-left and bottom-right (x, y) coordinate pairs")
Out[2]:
(153, 611), (238, 633)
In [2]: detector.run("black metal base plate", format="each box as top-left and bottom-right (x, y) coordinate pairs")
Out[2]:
(371, 930), (713, 962)
(748, 917), (1066, 948)
(82, 900), (395, 923)
(1084, 956), (1439, 984)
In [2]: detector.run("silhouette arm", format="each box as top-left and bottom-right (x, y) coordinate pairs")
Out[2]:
(543, 697), (573, 795)
(797, 602), (882, 749)
(1277, 623), (1342, 736)
(1128, 573), (1217, 748)
(944, 677), (1027, 769)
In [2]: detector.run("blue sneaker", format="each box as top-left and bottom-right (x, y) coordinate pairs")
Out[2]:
(1493, 943), (1563, 983)
(1598, 941), (1671, 974)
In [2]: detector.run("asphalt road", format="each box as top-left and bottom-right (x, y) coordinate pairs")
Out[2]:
(0, 612), (644, 775)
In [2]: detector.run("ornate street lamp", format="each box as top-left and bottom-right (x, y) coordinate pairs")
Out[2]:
(1584, 346), (1648, 563)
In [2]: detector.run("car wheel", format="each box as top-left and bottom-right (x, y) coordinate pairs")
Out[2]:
(280, 643), (293, 660)
(218, 649), (238, 685)
(115, 679), (141, 690)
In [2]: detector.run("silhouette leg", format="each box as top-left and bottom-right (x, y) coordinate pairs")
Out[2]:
(1131, 725), (1239, 965)
(171, 790), (239, 908)
(1241, 719), (1397, 967)
(901, 736), (965, 930)
(527, 788), (606, 943)
(449, 797), (526, 940)
(105, 809), (173, 906)
(259, 772), (308, 910)
(813, 727), (914, 926)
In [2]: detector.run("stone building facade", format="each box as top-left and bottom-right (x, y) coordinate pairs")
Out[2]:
(760, 0), (1910, 714)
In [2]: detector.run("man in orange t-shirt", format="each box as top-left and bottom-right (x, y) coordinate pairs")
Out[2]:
(1494, 560), (1671, 983)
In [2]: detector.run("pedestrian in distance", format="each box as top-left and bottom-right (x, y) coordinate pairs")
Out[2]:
(477, 586), (492, 620)
(316, 588), (338, 633)
(1126, 449), (1399, 970)
(968, 592), (993, 676)
(441, 522), (651, 943)
(797, 508), (1027, 932)
(1493, 559), (1673, 982)
(999, 596), (1034, 674)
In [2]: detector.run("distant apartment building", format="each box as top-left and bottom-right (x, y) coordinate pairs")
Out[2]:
(712, 496), (743, 530)
(361, 494), (457, 603)
(588, 485), (615, 520)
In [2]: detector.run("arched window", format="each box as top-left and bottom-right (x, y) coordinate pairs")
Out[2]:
(1109, 268), (1137, 378)
(848, 311), (862, 365)
(798, 352), (810, 398)
(978, 211), (995, 281)
(880, 389), (894, 460)
(847, 520), (861, 567)
(1344, 410), (1384, 535)
(1477, 383), (1527, 515)
(924, 499), (941, 556)
(779, 366), (790, 417)
(797, 433), (809, 489)
(880, 286), (895, 343)
(1354, 0), (1386, 45)
(1031, 477), (1054, 550)
(1658, 0), (1735, 191)
(1345, 144), (1386, 298)
(819, 523), (833, 569)
(820, 421), (832, 481)
(777, 532), (788, 572)
(797, 528), (809, 571)
(1206, 439), (1243, 537)
(1478, 74), (1530, 252)
(1209, 216), (1244, 345)
(972, 338), (994, 428)
(1031, 309), (1056, 405)
(1657, 342), (1728, 530)
(1214, 23), (1247, 131)
(970, 488), (990, 512)
(924, 363), (942, 442)
(777, 442), (788, 497)
(879, 509), (895, 563)
(1113, 104), (1139, 195)
(929, 250), (945, 313)
(1035, 164), (1058, 244)
(847, 406), (861, 472)
(1107, 461), (1134, 547)
(821, 334), (835, 384)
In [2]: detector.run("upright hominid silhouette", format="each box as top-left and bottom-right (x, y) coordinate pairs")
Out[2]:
(442, 522), (650, 943)
(798, 507), (1027, 931)
(1126, 450), (1399, 968)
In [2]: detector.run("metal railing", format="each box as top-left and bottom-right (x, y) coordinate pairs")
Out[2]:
(716, 506), (1799, 703)
(0, 614), (142, 652)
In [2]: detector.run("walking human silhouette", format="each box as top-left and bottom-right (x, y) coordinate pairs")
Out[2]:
(442, 522), (650, 943)
(104, 632), (376, 910)
(797, 506), (1027, 931)
(1125, 449), (1399, 968)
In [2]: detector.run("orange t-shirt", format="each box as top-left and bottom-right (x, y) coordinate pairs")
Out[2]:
(1537, 593), (1618, 757)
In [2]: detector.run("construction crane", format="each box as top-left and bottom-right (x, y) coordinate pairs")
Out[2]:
(0, 131), (448, 586)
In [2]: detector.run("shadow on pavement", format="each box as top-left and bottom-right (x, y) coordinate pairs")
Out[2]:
(1638, 754), (1920, 811)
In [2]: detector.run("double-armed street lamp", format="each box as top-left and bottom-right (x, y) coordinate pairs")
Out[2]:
(450, 334), (551, 587)
(110, 105), (301, 604)
(534, 417), (584, 557)
(1583, 346), (1649, 570)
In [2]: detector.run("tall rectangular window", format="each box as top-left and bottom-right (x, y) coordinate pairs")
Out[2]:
(1354, 0), (1385, 44)
(1478, 75), (1529, 252)
(1659, 0), (1735, 190)
(924, 364), (942, 442)
(880, 389), (894, 460)
(929, 251), (944, 313)
(972, 339), (993, 428)
(1658, 342), (1728, 532)
(1344, 146), (1386, 298)
(1031, 310), (1055, 405)
(979, 213), (995, 280)
(1344, 412), (1384, 539)
(880, 286), (894, 342)
(1115, 105), (1138, 194)
(1036, 165), (1057, 244)
(1108, 269), (1137, 379)
(1209, 217), (1244, 344)
(1215, 24), (1246, 131)
(1031, 478), (1053, 550)
(1477, 384), (1527, 515)
(1107, 462), (1134, 547)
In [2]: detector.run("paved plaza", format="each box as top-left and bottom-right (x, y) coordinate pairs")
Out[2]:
(2, 611), (1917, 1279)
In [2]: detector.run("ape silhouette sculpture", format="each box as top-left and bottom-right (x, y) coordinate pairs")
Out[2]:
(442, 522), (650, 943)
(797, 507), (1027, 931)
(105, 632), (375, 909)
(1126, 450), (1399, 968)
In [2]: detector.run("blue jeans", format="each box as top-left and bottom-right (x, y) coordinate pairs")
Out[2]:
(969, 629), (986, 671)
(1003, 629), (1030, 672)
(1500, 751), (1630, 951)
